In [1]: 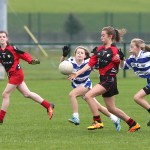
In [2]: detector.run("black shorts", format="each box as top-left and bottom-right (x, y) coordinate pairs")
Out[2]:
(143, 78), (150, 95)
(99, 75), (119, 97)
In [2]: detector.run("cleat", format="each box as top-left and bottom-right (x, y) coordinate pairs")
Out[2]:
(68, 117), (80, 125)
(87, 121), (104, 130)
(128, 123), (140, 132)
(0, 120), (3, 125)
(147, 121), (150, 126)
(114, 118), (121, 131)
(47, 103), (54, 120)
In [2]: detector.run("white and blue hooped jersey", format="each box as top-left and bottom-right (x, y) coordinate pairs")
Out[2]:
(124, 50), (150, 78)
(68, 57), (92, 89)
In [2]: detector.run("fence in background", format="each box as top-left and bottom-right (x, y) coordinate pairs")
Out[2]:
(8, 12), (150, 43)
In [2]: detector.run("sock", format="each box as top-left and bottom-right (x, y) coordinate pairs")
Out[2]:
(0, 110), (6, 121)
(93, 115), (101, 123)
(109, 114), (118, 123)
(126, 118), (136, 127)
(41, 100), (50, 109)
(73, 113), (79, 119)
(147, 108), (150, 113)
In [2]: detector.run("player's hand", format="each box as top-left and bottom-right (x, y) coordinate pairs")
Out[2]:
(68, 73), (78, 81)
(30, 59), (40, 65)
(62, 45), (70, 57)
(91, 47), (97, 54)
(113, 54), (120, 63)
(118, 49), (125, 60)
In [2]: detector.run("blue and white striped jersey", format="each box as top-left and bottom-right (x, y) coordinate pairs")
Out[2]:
(124, 50), (150, 78)
(68, 57), (92, 89)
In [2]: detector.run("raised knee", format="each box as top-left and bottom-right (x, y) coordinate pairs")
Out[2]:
(68, 92), (73, 98)
(2, 92), (9, 98)
(69, 91), (77, 98)
(23, 93), (30, 98)
(107, 107), (114, 114)
(134, 94), (140, 102)
(84, 93), (90, 100)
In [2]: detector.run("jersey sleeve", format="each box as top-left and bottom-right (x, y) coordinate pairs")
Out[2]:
(124, 58), (132, 70)
(88, 55), (98, 68)
(112, 47), (120, 64)
(13, 46), (33, 63)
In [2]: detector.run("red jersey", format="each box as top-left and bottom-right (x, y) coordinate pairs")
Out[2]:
(88, 44), (120, 76)
(0, 44), (32, 74)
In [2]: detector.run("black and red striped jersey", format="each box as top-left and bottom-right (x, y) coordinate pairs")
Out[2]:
(88, 44), (120, 76)
(0, 44), (32, 73)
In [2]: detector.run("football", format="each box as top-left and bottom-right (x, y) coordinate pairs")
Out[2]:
(58, 60), (73, 75)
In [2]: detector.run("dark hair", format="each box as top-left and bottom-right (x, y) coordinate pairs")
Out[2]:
(0, 30), (10, 45)
(102, 26), (126, 42)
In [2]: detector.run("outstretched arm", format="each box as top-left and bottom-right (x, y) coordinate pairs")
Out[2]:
(118, 49), (125, 68)
(68, 64), (91, 80)
(119, 60), (125, 69)
(60, 56), (66, 62)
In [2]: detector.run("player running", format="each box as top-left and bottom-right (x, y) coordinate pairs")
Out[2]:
(0, 30), (54, 124)
(69, 26), (140, 132)
(60, 45), (121, 131)
(120, 38), (150, 126)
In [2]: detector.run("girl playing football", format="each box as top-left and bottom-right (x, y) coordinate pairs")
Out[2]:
(69, 26), (140, 132)
(120, 38), (150, 126)
(60, 45), (121, 131)
(0, 31), (54, 124)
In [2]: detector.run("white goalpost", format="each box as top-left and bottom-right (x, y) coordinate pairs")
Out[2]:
(0, 0), (7, 31)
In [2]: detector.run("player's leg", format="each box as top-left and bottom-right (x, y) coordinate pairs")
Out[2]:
(93, 98), (121, 131)
(104, 97), (140, 132)
(17, 81), (54, 120)
(94, 97), (114, 117)
(0, 83), (17, 124)
(68, 86), (88, 125)
(134, 89), (150, 110)
(85, 84), (106, 116)
(134, 88), (150, 126)
(84, 84), (106, 130)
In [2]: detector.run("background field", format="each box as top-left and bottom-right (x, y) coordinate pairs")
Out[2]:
(7, 0), (150, 13)
(0, 0), (150, 150)
(0, 76), (149, 150)
(7, 0), (150, 43)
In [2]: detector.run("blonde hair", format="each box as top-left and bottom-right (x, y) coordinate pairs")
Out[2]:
(102, 26), (126, 42)
(131, 38), (150, 52)
(74, 46), (90, 59)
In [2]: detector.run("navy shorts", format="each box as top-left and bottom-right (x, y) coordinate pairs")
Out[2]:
(99, 75), (119, 97)
(143, 78), (150, 95)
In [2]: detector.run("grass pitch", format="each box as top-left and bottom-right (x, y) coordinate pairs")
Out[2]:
(2, 1), (150, 149)
(0, 77), (149, 150)
(8, 0), (150, 13)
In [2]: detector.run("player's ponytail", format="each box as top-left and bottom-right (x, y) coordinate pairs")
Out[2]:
(102, 26), (126, 42)
(144, 45), (150, 52)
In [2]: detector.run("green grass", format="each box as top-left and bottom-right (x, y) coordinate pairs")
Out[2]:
(8, 0), (150, 13)
(1, 1), (150, 149)
(0, 49), (148, 149)
(0, 77), (149, 150)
